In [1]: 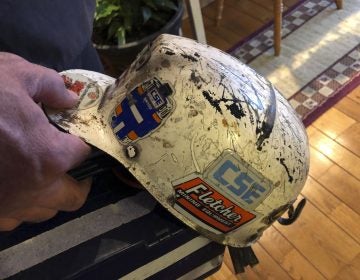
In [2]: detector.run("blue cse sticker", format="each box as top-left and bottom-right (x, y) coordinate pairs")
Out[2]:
(204, 150), (272, 210)
(110, 78), (174, 145)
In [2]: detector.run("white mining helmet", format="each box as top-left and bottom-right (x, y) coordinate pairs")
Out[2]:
(47, 34), (309, 248)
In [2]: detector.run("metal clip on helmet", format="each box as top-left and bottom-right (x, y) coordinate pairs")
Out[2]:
(47, 34), (309, 248)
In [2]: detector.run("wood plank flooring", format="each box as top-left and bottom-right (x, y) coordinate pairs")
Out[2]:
(182, 1), (360, 279)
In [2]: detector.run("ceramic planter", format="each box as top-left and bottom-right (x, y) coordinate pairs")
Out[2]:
(94, 1), (184, 77)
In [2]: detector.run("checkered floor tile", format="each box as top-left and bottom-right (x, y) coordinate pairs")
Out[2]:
(290, 45), (360, 123)
(230, 0), (333, 64)
(229, 0), (360, 125)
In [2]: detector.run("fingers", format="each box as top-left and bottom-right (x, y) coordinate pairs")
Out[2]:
(32, 66), (79, 109)
(0, 54), (93, 232)
(0, 208), (57, 231)
(0, 53), (78, 109)
(44, 129), (91, 178)
(9, 208), (58, 223)
(0, 176), (91, 231)
(0, 218), (21, 232)
(55, 131), (91, 170)
(37, 176), (92, 212)
(0, 52), (78, 109)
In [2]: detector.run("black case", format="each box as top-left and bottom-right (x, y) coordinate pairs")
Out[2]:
(0, 171), (225, 280)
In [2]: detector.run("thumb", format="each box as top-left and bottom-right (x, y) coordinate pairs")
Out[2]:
(32, 67), (79, 109)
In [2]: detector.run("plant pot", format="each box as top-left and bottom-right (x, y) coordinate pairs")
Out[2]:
(94, 1), (184, 77)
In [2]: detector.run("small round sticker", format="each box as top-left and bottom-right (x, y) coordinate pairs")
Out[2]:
(62, 73), (102, 110)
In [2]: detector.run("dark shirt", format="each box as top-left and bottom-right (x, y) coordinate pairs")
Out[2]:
(0, 0), (103, 72)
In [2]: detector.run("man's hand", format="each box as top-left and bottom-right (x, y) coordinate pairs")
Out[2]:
(0, 53), (91, 231)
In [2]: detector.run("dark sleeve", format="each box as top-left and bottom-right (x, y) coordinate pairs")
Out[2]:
(0, 0), (103, 72)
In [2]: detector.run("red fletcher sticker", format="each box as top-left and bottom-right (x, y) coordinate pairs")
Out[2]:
(174, 177), (256, 233)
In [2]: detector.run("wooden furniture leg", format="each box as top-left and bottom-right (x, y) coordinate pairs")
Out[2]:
(273, 0), (282, 56)
(185, 0), (207, 44)
(335, 0), (343, 9)
(216, 0), (225, 26)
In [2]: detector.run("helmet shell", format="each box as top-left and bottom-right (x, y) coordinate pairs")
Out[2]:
(47, 34), (309, 247)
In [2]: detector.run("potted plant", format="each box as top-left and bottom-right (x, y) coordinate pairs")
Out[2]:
(93, 0), (184, 77)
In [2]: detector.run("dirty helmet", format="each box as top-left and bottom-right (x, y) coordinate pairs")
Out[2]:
(47, 34), (309, 248)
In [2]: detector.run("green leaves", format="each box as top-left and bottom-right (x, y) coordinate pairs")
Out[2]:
(93, 0), (179, 46)
(95, 3), (120, 21)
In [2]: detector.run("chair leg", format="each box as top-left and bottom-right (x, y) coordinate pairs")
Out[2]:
(185, 0), (207, 44)
(273, 0), (282, 56)
(335, 0), (343, 9)
(216, 0), (225, 26)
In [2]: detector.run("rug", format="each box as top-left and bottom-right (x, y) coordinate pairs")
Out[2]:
(229, 0), (360, 126)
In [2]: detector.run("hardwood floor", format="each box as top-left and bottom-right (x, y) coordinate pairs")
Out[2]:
(182, 1), (360, 279)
